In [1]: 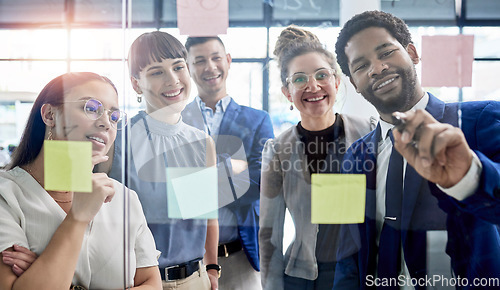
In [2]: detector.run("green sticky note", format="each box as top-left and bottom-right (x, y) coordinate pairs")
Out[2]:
(166, 167), (218, 219)
(311, 174), (366, 224)
(44, 140), (92, 192)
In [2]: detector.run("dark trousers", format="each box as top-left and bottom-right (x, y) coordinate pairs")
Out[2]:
(284, 261), (336, 290)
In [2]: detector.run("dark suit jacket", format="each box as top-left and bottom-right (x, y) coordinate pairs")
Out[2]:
(182, 98), (274, 271)
(334, 94), (500, 289)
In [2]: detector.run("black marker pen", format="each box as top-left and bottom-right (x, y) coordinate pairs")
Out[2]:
(391, 113), (419, 149)
(391, 114), (406, 132)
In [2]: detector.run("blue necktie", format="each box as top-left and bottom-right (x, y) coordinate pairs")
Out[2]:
(378, 130), (403, 282)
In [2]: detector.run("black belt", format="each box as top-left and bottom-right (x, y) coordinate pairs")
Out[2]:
(163, 259), (200, 281)
(218, 239), (242, 257)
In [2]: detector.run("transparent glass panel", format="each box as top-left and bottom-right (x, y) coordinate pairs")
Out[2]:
(70, 29), (124, 59)
(3, 0), (500, 287)
(269, 26), (339, 61)
(229, 0), (263, 21)
(69, 60), (146, 116)
(221, 28), (267, 59)
(69, 28), (155, 62)
(73, 0), (155, 24)
(127, 28), (163, 51)
(189, 61), (264, 109)
(0, 102), (18, 149)
(121, 6), (223, 285)
(268, 59), (300, 135)
(422, 62), (500, 103)
(69, 61), (129, 97)
(466, 0), (500, 20)
(162, 0), (264, 22)
(129, 0), (155, 24)
(413, 28), (500, 103)
(410, 26), (459, 64)
(162, 0), (178, 22)
(0, 0), (65, 24)
(0, 30), (67, 59)
(463, 27), (500, 58)
(0, 61), (67, 92)
(159, 27), (189, 47)
(411, 26), (460, 38)
(273, 0), (340, 21)
(268, 25), (342, 135)
(0, 101), (33, 155)
(0, 60), (63, 154)
(73, 0), (122, 23)
(381, 0), (455, 21)
(226, 62), (264, 109)
(424, 87), (460, 103)
(464, 61), (500, 102)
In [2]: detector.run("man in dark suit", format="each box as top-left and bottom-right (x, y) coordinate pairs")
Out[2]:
(182, 36), (274, 289)
(333, 11), (500, 289)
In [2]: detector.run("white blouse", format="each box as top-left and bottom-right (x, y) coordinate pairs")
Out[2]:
(0, 167), (160, 289)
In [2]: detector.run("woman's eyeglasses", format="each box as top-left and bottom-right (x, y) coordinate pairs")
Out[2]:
(286, 68), (336, 90)
(65, 98), (128, 130)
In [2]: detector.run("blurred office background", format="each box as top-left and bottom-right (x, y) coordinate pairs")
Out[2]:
(1, 0), (500, 168)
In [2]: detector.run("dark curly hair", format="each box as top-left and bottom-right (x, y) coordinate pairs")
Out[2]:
(335, 10), (413, 77)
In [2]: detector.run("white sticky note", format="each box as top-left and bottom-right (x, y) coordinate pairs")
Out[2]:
(167, 167), (218, 219)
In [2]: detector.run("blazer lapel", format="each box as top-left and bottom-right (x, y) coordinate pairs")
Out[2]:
(357, 125), (381, 279)
(426, 93), (446, 122)
(219, 99), (241, 136)
(400, 93), (451, 278)
(400, 93), (447, 234)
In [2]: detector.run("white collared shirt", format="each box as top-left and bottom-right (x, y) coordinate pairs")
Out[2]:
(375, 93), (482, 288)
(195, 95), (231, 137)
(376, 93), (429, 238)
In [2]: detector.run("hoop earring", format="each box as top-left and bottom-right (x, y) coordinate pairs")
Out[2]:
(289, 104), (294, 111)
(137, 94), (142, 103)
(48, 127), (54, 140)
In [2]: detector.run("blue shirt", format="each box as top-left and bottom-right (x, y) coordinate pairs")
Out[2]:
(109, 111), (209, 267)
(196, 95), (239, 244)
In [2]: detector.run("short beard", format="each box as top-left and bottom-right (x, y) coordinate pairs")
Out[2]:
(362, 65), (418, 116)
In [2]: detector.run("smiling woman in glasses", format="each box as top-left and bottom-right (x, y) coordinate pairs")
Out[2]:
(0, 72), (162, 289)
(96, 31), (218, 290)
(64, 98), (128, 130)
(286, 68), (337, 91)
(259, 26), (376, 290)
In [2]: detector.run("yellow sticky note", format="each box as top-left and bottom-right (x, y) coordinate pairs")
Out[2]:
(44, 140), (92, 192)
(311, 174), (366, 224)
(167, 167), (218, 219)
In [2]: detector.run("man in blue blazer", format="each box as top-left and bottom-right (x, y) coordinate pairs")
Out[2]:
(333, 11), (500, 289)
(182, 36), (274, 289)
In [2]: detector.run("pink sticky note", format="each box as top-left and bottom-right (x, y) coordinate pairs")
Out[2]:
(177, 0), (228, 36)
(421, 35), (474, 88)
